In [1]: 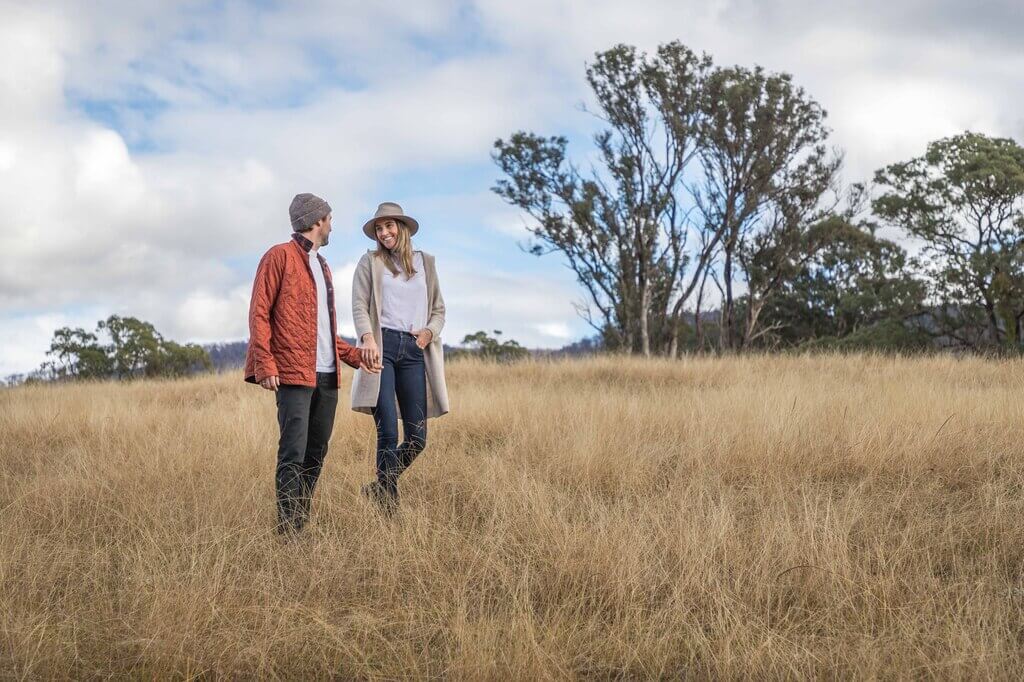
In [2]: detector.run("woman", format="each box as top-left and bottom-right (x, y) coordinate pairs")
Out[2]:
(351, 201), (449, 514)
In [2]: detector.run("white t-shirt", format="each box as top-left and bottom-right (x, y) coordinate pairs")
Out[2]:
(308, 250), (337, 372)
(379, 252), (428, 333)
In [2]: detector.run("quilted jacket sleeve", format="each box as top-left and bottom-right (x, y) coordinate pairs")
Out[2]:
(248, 248), (284, 382)
(335, 336), (361, 369)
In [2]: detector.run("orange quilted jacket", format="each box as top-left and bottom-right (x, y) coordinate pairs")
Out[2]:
(244, 234), (361, 387)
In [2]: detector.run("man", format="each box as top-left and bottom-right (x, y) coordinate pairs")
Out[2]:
(244, 193), (378, 534)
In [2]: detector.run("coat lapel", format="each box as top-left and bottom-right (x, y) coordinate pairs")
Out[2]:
(369, 250), (384, 320)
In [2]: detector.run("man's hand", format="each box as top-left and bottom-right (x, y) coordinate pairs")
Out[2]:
(260, 375), (280, 392)
(413, 328), (433, 350)
(360, 333), (382, 372)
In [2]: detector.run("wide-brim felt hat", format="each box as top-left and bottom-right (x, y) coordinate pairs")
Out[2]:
(362, 202), (419, 241)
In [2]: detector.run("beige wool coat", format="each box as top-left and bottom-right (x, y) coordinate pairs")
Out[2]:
(350, 250), (450, 418)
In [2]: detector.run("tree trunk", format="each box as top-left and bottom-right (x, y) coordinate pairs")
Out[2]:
(639, 282), (651, 357)
(695, 272), (707, 353)
(721, 249), (735, 352)
(981, 292), (1002, 347)
(744, 295), (767, 349)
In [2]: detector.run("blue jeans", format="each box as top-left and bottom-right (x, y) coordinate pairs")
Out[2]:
(373, 327), (427, 500)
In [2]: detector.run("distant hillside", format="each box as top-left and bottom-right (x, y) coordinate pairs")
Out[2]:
(204, 337), (360, 372)
(204, 341), (250, 372)
(205, 334), (605, 371)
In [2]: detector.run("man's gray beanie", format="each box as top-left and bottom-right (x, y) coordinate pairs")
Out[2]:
(289, 193), (332, 232)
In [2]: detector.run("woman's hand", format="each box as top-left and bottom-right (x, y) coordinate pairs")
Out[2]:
(414, 328), (433, 350)
(360, 333), (382, 371)
(260, 375), (280, 392)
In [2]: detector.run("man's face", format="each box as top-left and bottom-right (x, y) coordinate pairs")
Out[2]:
(317, 213), (332, 246)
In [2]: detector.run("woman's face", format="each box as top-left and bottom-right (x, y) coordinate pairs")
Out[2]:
(375, 219), (400, 250)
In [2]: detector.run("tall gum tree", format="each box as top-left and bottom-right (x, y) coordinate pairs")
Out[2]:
(873, 132), (1024, 350)
(493, 42), (712, 357)
(493, 41), (841, 356)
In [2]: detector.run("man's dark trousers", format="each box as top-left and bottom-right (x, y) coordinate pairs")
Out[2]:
(275, 371), (338, 532)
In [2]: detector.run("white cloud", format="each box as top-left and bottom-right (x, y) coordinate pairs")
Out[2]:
(0, 4), (68, 123)
(534, 322), (572, 340)
(173, 285), (251, 342)
(833, 74), (998, 180)
(331, 260), (358, 339)
(482, 201), (535, 238)
(438, 264), (587, 348)
(0, 309), (106, 377)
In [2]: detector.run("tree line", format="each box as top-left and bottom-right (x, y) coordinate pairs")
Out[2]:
(5, 315), (212, 385)
(492, 41), (1024, 355)
(3, 323), (537, 386)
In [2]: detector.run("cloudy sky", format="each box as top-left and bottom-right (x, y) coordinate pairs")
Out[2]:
(1, 0), (1021, 376)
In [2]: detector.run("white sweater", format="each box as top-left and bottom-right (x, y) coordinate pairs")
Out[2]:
(379, 252), (427, 333)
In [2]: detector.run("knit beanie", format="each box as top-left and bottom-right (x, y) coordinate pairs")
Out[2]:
(289, 193), (332, 232)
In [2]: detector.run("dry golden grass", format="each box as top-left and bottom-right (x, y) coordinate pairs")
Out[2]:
(2, 354), (1024, 679)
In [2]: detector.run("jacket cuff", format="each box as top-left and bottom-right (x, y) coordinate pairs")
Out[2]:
(336, 338), (362, 369)
(255, 360), (278, 382)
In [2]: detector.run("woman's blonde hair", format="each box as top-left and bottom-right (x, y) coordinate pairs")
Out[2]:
(374, 219), (417, 279)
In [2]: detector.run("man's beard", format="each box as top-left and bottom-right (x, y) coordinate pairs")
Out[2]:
(321, 234), (329, 247)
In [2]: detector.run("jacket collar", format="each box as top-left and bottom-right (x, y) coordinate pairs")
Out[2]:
(292, 232), (320, 256)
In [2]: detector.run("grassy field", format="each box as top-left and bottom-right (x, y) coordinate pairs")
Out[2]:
(2, 354), (1024, 679)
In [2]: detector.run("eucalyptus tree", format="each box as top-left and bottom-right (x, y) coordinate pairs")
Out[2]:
(41, 315), (212, 381)
(755, 212), (927, 348)
(494, 41), (842, 355)
(493, 42), (714, 356)
(696, 65), (841, 351)
(874, 132), (1024, 349)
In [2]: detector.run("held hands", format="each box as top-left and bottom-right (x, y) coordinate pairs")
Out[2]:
(260, 375), (280, 392)
(360, 333), (382, 373)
